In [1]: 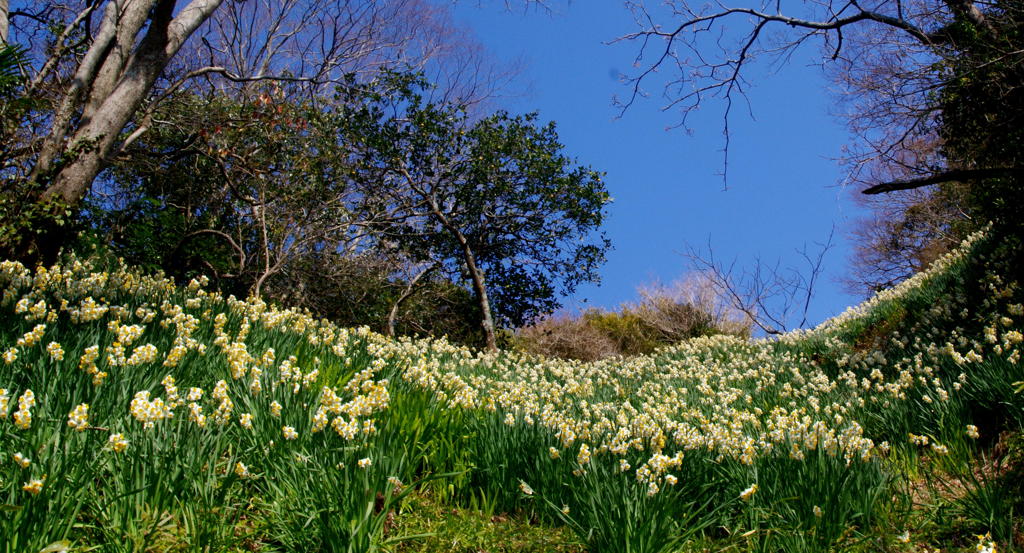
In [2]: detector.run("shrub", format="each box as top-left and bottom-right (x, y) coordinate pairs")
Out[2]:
(516, 275), (750, 360)
(515, 313), (619, 361)
(583, 308), (661, 356)
(634, 275), (750, 339)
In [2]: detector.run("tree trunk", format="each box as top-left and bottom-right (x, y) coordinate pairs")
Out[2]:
(0, 0), (9, 45)
(39, 0), (225, 207)
(423, 194), (498, 351)
(84, 0), (158, 124)
(387, 264), (436, 337)
(461, 243), (497, 351)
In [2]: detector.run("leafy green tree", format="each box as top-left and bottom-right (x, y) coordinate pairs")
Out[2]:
(344, 92), (612, 350)
(0, 0), (506, 262)
(87, 78), (499, 347)
(89, 73), (611, 349)
(934, 2), (1024, 245)
(91, 85), (374, 297)
(0, 42), (53, 254)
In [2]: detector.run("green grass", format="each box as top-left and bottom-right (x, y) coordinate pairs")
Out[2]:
(391, 490), (585, 553)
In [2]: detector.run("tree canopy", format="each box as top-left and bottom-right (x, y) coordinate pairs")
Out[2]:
(80, 73), (610, 350)
(340, 85), (612, 349)
(0, 0), (509, 260)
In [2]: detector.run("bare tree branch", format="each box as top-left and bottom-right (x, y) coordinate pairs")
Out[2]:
(611, 0), (961, 186)
(862, 166), (1024, 194)
(179, 228), (246, 278)
(387, 261), (438, 337)
(684, 229), (834, 335)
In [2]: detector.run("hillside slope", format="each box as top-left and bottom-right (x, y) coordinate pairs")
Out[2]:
(1, 228), (1021, 553)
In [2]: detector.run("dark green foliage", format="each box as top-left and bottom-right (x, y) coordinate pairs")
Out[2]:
(0, 44), (69, 265)
(340, 88), (612, 331)
(92, 89), (353, 295)
(938, 1), (1024, 245)
(275, 252), (487, 347)
(0, 44), (30, 129)
(849, 1), (1024, 297)
(84, 74), (610, 348)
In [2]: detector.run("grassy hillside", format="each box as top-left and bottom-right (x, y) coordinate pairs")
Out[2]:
(1, 228), (1022, 553)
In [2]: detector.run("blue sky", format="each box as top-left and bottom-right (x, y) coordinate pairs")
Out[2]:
(452, 2), (870, 329)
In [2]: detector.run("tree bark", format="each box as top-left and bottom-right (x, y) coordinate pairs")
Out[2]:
(84, 0), (158, 124)
(30, 0), (124, 184)
(460, 238), (498, 351)
(0, 0), (9, 45)
(862, 167), (1024, 194)
(387, 263), (436, 337)
(422, 193), (498, 351)
(39, 0), (226, 206)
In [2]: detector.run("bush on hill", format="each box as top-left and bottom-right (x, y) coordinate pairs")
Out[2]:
(517, 277), (750, 360)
